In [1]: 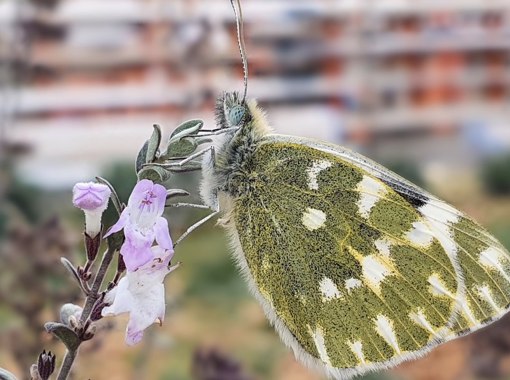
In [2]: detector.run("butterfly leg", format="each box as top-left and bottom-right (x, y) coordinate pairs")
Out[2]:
(167, 203), (211, 210)
(157, 146), (214, 169)
(172, 147), (220, 248)
(172, 193), (219, 247)
(173, 209), (219, 248)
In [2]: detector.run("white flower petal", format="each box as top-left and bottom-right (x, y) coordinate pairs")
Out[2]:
(102, 278), (133, 316)
(101, 252), (176, 345)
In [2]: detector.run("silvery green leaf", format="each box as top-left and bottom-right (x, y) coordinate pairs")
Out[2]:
(60, 258), (81, 285)
(166, 189), (190, 199)
(44, 322), (80, 352)
(137, 165), (171, 184)
(135, 124), (162, 173)
(95, 176), (123, 215)
(168, 119), (203, 144)
(0, 367), (18, 380)
(165, 137), (198, 159)
(135, 140), (149, 173)
(146, 124), (162, 163)
(167, 163), (203, 173)
(60, 258), (90, 295)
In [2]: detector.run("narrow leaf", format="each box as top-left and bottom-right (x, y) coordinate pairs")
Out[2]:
(146, 124), (162, 163)
(165, 138), (198, 159)
(135, 140), (149, 173)
(60, 258), (81, 286)
(167, 163), (203, 173)
(44, 322), (80, 352)
(169, 119), (203, 143)
(137, 165), (171, 184)
(166, 189), (190, 199)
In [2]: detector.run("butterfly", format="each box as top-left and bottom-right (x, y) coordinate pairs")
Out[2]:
(160, 1), (510, 379)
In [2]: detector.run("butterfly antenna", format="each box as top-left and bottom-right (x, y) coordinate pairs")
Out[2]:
(230, 0), (248, 103)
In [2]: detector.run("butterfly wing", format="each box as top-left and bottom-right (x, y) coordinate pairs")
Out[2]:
(266, 134), (510, 336)
(223, 134), (510, 379)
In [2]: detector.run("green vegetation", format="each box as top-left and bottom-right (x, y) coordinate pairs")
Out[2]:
(383, 161), (426, 189)
(490, 220), (510, 251)
(177, 228), (249, 304)
(481, 154), (510, 195)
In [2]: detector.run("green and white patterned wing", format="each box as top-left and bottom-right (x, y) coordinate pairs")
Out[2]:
(268, 135), (510, 337)
(225, 135), (510, 379)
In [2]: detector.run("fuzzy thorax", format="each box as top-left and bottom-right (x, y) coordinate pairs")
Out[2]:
(200, 99), (271, 208)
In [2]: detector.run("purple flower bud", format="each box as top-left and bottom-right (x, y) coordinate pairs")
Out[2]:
(90, 299), (107, 322)
(37, 350), (56, 380)
(117, 253), (126, 274)
(85, 231), (101, 262)
(73, 182), (111, 237)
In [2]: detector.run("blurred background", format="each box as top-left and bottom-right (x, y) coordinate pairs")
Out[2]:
(1, 0), (510, 379)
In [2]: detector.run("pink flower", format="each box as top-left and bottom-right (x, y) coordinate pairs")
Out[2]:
(73, 182), (111, 237)
(105, 179), (172, 271)
(101, 246), (177, 345)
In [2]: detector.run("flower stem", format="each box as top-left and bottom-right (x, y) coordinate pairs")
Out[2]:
(56, 350), (77, 380)
(55, 246), (116, 380)
(80, 246), (116, 324)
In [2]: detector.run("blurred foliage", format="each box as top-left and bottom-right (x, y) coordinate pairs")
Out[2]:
(192, 347), (254, 380)
(0, 218), (80, 374)
(1, 143), (72, 228)
(5, 178), (42, 223)
(1, 144), (44, 225)
(469, 312), (510, 380)
(383, 161), (426, 189)
(481, 154), (510, 195)
(490, 220), (510, 251)
(0, 212), (6, 239)
(176, 228), (248, 305)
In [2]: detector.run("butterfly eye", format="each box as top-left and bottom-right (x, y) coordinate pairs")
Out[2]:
(228, 105), (246, 127)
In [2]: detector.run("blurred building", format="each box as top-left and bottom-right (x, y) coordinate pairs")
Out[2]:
(2, 0), (510, 187)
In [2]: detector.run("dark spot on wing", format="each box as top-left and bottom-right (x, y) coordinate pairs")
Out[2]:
(380, 178), (429, 210)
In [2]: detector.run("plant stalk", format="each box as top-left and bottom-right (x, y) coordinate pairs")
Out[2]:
(56, 350), (76, 380)
(56, 246), (116, 380)
(80, 246), (116, 324)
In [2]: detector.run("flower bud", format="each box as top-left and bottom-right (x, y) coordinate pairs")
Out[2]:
(73, 182), (111, 238)
(68, 315), (79, 330)
(37, 350), (56, 380)
(84, 231), (102, 262)
(90, 301), (107, 322)
(60, 303), (83, 326)
(117, 253), (126, 274)
(30, 364), (42, 380)
(84, 323), (96, 340)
